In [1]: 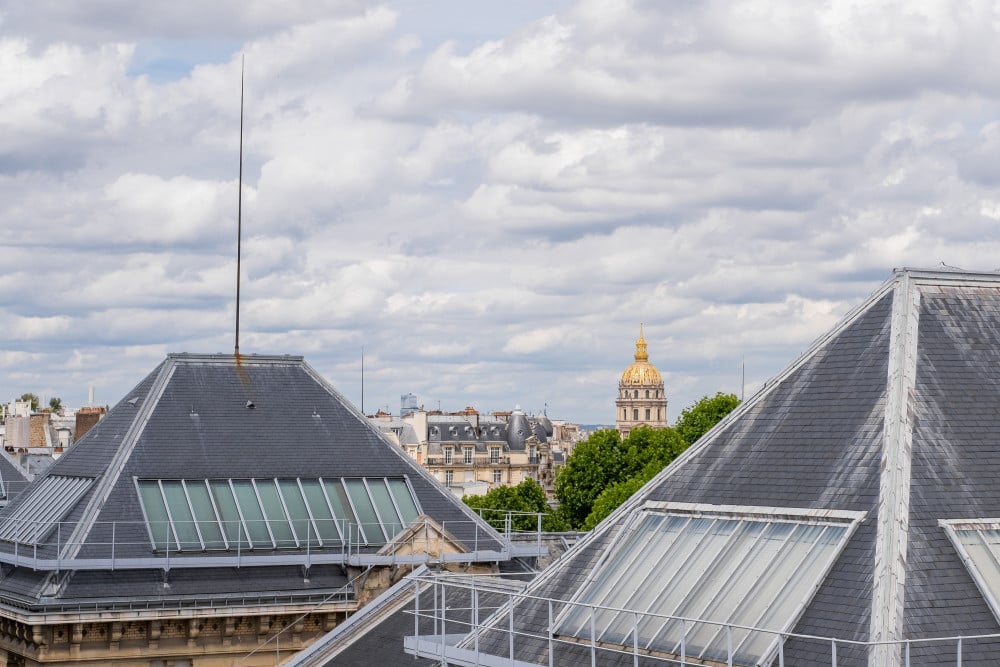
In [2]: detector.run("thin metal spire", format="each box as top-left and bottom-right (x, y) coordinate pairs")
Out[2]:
(741, 355), (745, 402)
(361, 345), (365, 414)
(235, 54), (245, 357)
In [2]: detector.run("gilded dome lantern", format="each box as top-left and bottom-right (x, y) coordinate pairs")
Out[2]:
(616, 324), (668, 437)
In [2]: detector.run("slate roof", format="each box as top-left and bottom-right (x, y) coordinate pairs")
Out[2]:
(288, 568), (522, 667)
(0, 450), (29, 499)
(0, 354), (505, 610)
(427, 268), (1000, 666)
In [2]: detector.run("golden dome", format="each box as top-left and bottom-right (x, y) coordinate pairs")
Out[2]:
(620, 325), (663, 386)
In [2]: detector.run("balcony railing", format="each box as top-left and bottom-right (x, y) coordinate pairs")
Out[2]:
(426, 456), (511, 466)
(404, 574), (1000, 667)
(0, 514), (547, 572)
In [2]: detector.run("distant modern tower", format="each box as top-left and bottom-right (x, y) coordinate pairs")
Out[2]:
(400, 393), (419, 416)
(616, 325), (668, 437)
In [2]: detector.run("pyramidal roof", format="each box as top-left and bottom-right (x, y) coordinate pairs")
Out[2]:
(0, 353), (505, 608)
(432, 268), (1000, 666)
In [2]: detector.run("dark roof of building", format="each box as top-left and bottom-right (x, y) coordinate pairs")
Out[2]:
(430, 268), (1000, 665)
(0, 354), (505, 610)
(288, 567), (522, 667)
(0, 450), (29, 494)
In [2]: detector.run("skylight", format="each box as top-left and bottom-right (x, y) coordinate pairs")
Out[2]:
(556, 502), (864, 666)
(0, 476), (94, 545)
(941, 519), (1000, 623)
(136, 477), (422, 552)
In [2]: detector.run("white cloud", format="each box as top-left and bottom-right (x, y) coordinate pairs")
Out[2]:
(5, 1), (1000, 424)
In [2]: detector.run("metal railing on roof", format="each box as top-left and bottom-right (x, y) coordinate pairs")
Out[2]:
(403, 574), (1000, 667)
(0, 514), (547, 572)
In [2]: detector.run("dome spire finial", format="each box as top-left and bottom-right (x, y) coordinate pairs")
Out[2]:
(634, 323), (649, 362)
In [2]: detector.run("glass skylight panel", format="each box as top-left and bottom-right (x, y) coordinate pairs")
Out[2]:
(942, 519), (1000, 624)
(368, 479), (404, 537)
(209, 481), (248, 548)
(345, 478), (386, 544)
(185, 481), (226, 549)
(387, 479), (420, 524)
(232, 480), (272, 547)
(300, 480), (342, 545)
(277, 480), (316, 546)
(557, 503), (861, 666)
(0, 476), (94, 545)
(136, 477), (421, 552)
(256, 480), (296, 547)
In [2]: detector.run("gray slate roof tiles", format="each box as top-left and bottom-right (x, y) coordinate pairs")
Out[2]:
(438, 268), (1000, 667)
(0, 354), (505, 608)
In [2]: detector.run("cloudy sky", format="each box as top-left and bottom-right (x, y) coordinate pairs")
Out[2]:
(2, 0), (1000, 424)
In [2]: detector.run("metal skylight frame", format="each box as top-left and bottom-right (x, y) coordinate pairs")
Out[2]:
(554, 502), (866, 666)
(941, 518), (1000, 625)
(0, 476), (95, 545)
(135, 476), (423, 552)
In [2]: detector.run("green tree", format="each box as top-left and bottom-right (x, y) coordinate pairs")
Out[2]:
(49, 397), (63, 413)
(554, 426), (685, 529)
(18, 393), (39, 412)
(554, 393), (741, 530)
(674, 392), (741, 447)
(583, 468), (656, 530)
(463, 479), (567, 532)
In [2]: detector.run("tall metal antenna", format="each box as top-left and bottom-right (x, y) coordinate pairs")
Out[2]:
(741, 355), (745, 402)
(360, 345), (365, 414)
(234, 54), (245, 357)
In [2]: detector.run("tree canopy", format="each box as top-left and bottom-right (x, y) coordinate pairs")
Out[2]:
(554, 392), (741, 530)
(48, 397), (63, 413)
(674, 392), (741, 447)
(463, 479), (567, 532)
(18, 393), (39, 412)
(554, 426), (685, 528)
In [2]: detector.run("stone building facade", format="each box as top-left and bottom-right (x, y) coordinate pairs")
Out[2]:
(615, 326), (668, 438)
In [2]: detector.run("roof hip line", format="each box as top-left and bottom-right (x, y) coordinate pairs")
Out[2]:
(869, 272), (920, 667)
(58, 359), (178, 564)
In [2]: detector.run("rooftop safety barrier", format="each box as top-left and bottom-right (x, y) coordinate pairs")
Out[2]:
(404, 573), (1000, 667)
(0, 512), (549, 572)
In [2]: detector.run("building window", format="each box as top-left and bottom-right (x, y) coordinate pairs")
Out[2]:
(622, 409), (627, 419)
(633, 408), (639, 420)
(646, 389), (650, 398)
(942, 518), (1000, 624)
(556, 503), (864, 665)
(645, 408), (651, 420)
(130, 477), (422, 551)
(493, 470), (502, 484)
(490, 446), (500, 464)
(444, 447), (453, 464)
(529, 445), (538, 463)
(463, 447), (473, 464)
(634, 390), (639, 398)
(658, 408), (662, 420)
(0, 476), (93, 544)
(445, 470), (454, 486)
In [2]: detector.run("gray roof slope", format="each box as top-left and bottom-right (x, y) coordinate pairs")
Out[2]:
(292, 573), (515, 667)
(469, 289), (895, 664)
(903, 288), (1000, 663)
(0, 450), (29, 496)
(454, 268), (1000, 666)
(0, 354), (504, 604)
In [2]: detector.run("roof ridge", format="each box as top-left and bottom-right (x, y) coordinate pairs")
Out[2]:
(869, 272), (920, 666)
(166, 353), (304, 364)
(298, 360), (508, 546)
(57, 358), (178, 561)
(502, 271), (902, 601)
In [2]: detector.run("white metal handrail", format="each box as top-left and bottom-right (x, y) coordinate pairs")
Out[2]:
(405, 574), (1000, 667)
(0, 515), (541, 571)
